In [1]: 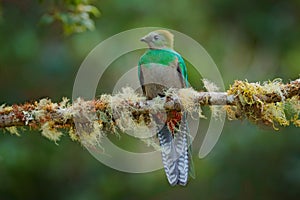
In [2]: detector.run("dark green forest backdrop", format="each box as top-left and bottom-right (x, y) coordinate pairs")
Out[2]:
(0, 0), (299, 199)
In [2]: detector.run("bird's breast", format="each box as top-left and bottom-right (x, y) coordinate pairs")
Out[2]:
(141, 63), (183, 88)
(140, 63), (184, 99)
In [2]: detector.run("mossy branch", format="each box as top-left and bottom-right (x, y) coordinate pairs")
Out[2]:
(0, 78), (299, 145)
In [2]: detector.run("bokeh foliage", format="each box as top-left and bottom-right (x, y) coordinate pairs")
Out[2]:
(0, 0), (300, 199)
(40, 0), (100, 35)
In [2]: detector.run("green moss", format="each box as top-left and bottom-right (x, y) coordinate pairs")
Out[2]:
(227, 79), (299, 129)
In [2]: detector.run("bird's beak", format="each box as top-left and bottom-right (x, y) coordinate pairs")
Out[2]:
(140, 36), (147, 42)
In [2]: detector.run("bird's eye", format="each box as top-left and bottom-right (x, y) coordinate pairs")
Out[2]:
(153, 35), (159, 40)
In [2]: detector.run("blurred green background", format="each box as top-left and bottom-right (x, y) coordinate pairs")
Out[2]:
(0, 0), (300, 199)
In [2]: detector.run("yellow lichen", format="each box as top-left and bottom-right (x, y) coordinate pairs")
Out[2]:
(229, 80), (264, 105)
(108, 87), (161, 148)
(110, 87), (147, 129)
(33, 98), (51, 120)
(293, 119), (300, 127)
(41, 121), (63, 143)
(0, 104), (5, 112)
(70, 98), (104, 147)
(5, 126), (20, 136)
(224, 105), (240, 120)
(37, 98), (52, 110)
(226, 79), (299, 129)
(262, 102), (289, 130)
(68, 126), (80, 142)
(59, 97), (70, 108)
(2, 105), (13, 113)
(78, 121), (103, 147)
(285, 96), (300, 127)
(262, 79), (285, 101)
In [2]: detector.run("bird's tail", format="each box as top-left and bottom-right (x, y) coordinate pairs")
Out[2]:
(157, 113), (193, 186)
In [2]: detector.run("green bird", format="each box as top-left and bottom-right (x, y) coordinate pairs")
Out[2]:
(138, 30), (194, 186)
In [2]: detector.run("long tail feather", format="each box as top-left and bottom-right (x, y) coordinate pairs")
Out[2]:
(158, 125), (178, 186)
(175, 114), (189, 186)
(158, 113), (192, 186)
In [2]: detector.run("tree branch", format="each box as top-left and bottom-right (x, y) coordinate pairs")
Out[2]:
(0, 78), (299, 144)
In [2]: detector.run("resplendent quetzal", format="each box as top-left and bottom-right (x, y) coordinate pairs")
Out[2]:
(138, 30), (194, 186)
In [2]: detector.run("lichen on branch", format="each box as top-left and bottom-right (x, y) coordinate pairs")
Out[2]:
(226, 78), (300, 129)
(0, 78), (299, 146)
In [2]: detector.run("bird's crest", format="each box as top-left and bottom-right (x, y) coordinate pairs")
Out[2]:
(141, 29), (174, 49)
(154, 30), (174, 49)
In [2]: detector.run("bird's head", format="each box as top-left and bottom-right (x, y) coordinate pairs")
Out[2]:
(140, 30), (174, 49)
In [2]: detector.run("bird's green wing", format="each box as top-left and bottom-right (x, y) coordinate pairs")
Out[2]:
(163, 49), (189, 87)
(177, 56), (189, 87)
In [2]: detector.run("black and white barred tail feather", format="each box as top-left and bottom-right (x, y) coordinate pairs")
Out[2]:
(175, 115), (189, 186)
(158, 114), (191, 186)
(158, 125), (179, 186)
